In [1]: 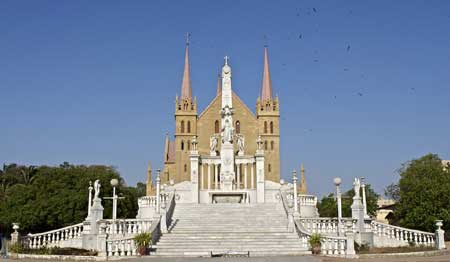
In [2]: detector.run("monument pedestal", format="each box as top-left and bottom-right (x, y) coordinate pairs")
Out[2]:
(82, 197), (104, 250)
(190, 151), (200, 203)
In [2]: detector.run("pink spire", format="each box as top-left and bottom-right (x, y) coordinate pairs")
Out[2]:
(180, 36), (192, 99)
(260, 47), (273, 101)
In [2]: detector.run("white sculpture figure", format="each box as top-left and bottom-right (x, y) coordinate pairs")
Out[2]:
(191, 136), (198, 151)
(221, 106), (234, 144)
(210, 135), (218, 152)
(237, 134), (245, 154)
(353, 178), (361, 198)
(256, 135), (263, 150)
(94, 179), (101, 199)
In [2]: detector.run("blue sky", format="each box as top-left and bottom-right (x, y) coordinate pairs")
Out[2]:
(1, 0), (449, 197)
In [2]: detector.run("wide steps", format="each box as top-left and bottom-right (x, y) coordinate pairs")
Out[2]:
(155, 203), (308, 257)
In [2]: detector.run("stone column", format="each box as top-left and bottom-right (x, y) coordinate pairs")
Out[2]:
(361, 178), (369, 219)
(86, 181), (93, 219)
(200, 164), (204, 190)
(214, 164), (219, 189)
(207, 164), (211, 190)
(156, 170), (161, 214)
(351, 179), (365, 234)
(236, 164), (241, 190)
(251, 164), (254, 189)
(244, 163), (248, 189)
(255, 150), (265, 203)
(190, 149), (199, 203)
(292, 170), (299, 217)
(435, 220), (446, 250)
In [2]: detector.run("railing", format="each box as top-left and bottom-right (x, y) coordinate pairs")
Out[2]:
(139, 196), (157, 207)
(279, 188), (352, 256)
(371, 221), (435, 247)
(27, 223), (83, 249)
(105, 219), (153, 236)
(106, 237), (137, 257)
(299, 218), (357, 236)
(298, 194), (317, 206)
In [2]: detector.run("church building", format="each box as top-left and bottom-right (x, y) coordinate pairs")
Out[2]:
(145, 39), (306, 204)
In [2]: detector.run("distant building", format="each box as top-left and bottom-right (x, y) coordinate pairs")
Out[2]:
(442, 160), (450, 170)
(376, 198), (396, 224)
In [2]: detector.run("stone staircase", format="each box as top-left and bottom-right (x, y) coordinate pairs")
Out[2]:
(154, 203), (310, 256)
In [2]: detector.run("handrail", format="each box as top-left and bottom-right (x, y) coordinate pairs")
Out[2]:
(27, 222), (83, 237)
(371, 221), (434, 236)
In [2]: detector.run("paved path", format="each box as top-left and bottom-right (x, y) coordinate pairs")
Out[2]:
(116, 253), (450, 262)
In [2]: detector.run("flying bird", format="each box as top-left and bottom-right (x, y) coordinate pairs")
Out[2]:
(313, 8), (317, 12)
(357, 92), (363, 97)
(346, 45), (351, 52)
(299, 34), (302, 39)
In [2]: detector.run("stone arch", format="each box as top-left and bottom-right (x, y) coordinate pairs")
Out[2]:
(270, 121), (274, 134)
(271, 141), (274, 150)
(264, 121), (268, 133)
(181, 120), (185, 133)
(187, 121), (191, 133)
(181, 140), (184, 150)
(187, 140), (191, 150)
(264, 140), (268, 150)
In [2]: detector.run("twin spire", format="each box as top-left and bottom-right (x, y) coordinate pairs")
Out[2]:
(178, 35), (273, 101)
(180, 34), (192, 99)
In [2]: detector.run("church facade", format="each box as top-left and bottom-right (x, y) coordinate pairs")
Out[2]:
(144, 41), (308, 204)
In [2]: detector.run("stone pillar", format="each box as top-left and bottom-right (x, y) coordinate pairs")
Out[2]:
(351, 187), (365, 234)
(207, 164), (211, 190)
(361, 178), (369, 219)
(83, 196), (104, 250)
(200, 164), (204, 190)
(255, 151), (265, 203)
(345, 220), (356, 257)
(435, 220), (446, 250)
(190, 149), (199, 203)
(251, 164), (254, 189)
(86, 181), (93, 219)
(292, 170), (299, 217)
(244, 164), (248, 189)
(156, 170), (161, 215)
(236, 164), (241, 190)
(96, 221), (108, 257)
(214, 164), (219, 189)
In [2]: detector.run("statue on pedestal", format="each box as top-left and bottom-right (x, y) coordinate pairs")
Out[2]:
(353, 178), (361, 198)
(210, 135), (218, 153)
(94, 180), (101, 199)
(237, 134), (245, 155)
(221, 106), (234, 144)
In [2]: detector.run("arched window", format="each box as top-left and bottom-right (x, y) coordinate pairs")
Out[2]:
(215, 120), (220, 133)
(264, 121), (268, 133)
(187, 140), (191, 150)
(181, 120), (185, 133)
(270, 121), (274, 134)
(187, 121), (191, 133)
(181, 140), (184, 150)
(268, 164), (272, 172)
(271, 141), (274, 150)
(236, 121), (240, 133)
(184, 164), (187, 173)
(264, 141), (268, 150)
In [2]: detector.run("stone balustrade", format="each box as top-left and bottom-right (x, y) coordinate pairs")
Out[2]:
(138, 196), (157, 207)
(371, 221), (435, 247)
(299, 218), (356, 236)
(106, 237), (137, 257)
(105, 219), (153, 236)
(298, 194), (317, 206)
(27, 223), (83, 249)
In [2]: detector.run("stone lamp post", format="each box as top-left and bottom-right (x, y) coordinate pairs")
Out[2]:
(104, 179), (124, 221)
(11, 223), (20, 244)
(333, 177), (342, 236)
(361, 177), (369, 219)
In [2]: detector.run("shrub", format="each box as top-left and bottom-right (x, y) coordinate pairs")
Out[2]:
(309, 233), (322, 248)
(134, 233), (152, 248)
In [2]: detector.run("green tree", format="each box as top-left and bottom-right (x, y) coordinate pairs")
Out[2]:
(0, 163), (145, 236)
(317, 184), (379, 217)
(394, 154), (450, 233)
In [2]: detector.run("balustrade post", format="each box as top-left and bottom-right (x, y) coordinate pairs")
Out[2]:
(344, 220), (356, 257)
(435, 220), (446, 250)
(156, 169), (161, 215)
